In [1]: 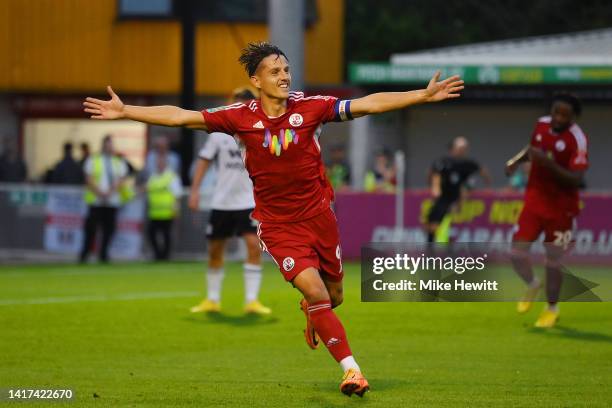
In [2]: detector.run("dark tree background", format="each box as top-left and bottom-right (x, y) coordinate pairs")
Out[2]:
(345, 0), (612, 62)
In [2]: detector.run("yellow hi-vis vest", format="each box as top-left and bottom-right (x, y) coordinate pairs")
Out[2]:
(147, 170), (178, 220)
(84, 154), (127, 205)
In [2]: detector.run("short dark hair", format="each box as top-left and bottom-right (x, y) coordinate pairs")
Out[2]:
(238, 42), (288, 77)
(552, 92), (582, 116)
(63, 142), (73, 154)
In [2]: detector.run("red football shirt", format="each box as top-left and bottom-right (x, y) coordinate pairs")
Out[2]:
(201, 92), (353, 223)
(524, 116), (589, 217)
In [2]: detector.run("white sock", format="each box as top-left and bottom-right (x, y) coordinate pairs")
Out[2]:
(207, 267), (224, 302)
(528, 277), (541, 289)
(547, 303), (559, 313)
(243, 263), (262, 303)
(340, 356), (360, 372)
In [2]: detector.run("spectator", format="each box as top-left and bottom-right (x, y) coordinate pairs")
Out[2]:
(364, 148), (396, 192)
(79, 142), (90, 169)
(145, 135), (181, 178)
(326, 144), (351, 191)
(51, 142), (84, 184)
(506, 162), (531, 192)
(79, 135), (128, 263)
(146, 153), (182, 261)
(0, 140), (27, 183)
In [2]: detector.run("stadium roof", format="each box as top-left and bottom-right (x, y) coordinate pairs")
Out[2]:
(390, 28), (612, 66)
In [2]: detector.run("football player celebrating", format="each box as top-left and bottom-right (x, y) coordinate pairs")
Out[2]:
(83, 42), (463, 397)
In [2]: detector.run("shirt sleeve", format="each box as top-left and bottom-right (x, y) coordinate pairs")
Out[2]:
(117, 159), (129, 179)
(431, 158), (444, 173)
(198, 133), (220, 161)
(468, 160), (481, 175)
(201, 104), (243, 134)
(170, 174), (183, 198)
(569, 132), (589, 171)
(83, 157), (93, 176)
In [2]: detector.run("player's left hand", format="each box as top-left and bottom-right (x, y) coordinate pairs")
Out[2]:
(424, 71), (464, 102)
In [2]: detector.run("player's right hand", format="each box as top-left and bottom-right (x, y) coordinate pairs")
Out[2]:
(188, 191), (200, 211)
(83, 86), (125, 120)
(504, 161), (517, 177)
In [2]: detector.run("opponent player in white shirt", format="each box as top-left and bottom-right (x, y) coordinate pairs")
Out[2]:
(189, 88), (271, 315)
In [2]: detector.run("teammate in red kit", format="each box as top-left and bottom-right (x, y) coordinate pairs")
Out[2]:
(506, 93), (588, 328)
(83, 42), (464, 396)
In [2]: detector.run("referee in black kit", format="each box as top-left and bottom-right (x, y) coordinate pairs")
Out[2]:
(425, 136), (491, 243)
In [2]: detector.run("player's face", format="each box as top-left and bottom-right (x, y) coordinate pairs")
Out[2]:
(252, 54), (291, 100)
(550, 101), (574, 132)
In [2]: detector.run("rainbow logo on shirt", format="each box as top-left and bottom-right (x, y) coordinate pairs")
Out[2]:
(262, 128), (299, 156)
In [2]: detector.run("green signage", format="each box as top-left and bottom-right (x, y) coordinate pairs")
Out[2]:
(348, 63), (612, 85)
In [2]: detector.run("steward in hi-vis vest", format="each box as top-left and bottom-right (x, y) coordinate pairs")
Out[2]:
(79, 135), (128, 263)
(146, 153), (181, 261)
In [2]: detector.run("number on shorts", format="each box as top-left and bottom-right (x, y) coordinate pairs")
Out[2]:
(553, 230), (572, 249)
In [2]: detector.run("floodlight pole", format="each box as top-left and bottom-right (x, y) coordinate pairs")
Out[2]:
(178, 0), (196, 185)
(268, 0), (305, 91)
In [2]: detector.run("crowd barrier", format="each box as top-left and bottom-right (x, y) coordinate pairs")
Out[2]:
(335, 190), (612, 262)
(0, 183), (244, 262)
(2, 184), (611, 263)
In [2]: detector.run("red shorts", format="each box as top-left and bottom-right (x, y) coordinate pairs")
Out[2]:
(257, 208), (344, 282)
(513, 206), (576, 247)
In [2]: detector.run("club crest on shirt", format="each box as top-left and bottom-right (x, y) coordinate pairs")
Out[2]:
(289, 113), (303, 127)
(283, 257), (295, 271)
(555, 140), (566, 152)
(262, 128), (299, 157)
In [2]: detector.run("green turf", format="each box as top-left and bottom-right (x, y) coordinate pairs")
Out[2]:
(1, 262), (611, 407)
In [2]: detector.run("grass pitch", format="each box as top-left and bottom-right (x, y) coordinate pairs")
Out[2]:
(1, 262), (611, 407)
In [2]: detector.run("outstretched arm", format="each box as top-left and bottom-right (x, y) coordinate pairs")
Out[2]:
(349, 72), (464, 118)
(83, 86), (208, 130)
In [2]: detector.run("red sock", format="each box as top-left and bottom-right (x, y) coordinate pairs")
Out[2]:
(308, 300), (352, 362)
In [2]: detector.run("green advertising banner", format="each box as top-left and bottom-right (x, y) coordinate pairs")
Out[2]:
(348, 63), (612, 85)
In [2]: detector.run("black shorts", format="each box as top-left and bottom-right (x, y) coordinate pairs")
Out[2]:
(206, 209), (258, 239)
(427, 198), (454, 224)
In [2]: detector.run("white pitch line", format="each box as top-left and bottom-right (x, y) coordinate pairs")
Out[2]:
(0, 291), (200, 306)
(0, 269), (199, 278)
